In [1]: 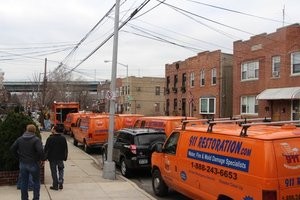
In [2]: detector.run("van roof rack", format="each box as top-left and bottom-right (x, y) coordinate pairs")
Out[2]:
(239, 120), (300, 137)
(181, 116), (240, 130)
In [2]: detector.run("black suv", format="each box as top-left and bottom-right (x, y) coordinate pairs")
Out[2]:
(102, 128), (166, 177)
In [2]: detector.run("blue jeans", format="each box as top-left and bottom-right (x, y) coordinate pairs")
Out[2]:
(19, 162), (40, 200)
(49, 160), (64, 187)
(17, 173), (33, 190)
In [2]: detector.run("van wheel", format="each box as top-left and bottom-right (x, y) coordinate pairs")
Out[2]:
(102, 149), (107, 166)
(218, 195), (233, 200)
(84, 142), (91, 153)
(73, 138), (78, 146)
(152, 169), (168, 196)
(120, 158), (131, 177)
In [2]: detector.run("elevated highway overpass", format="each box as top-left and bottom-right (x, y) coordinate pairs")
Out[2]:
(3, 81), (99, 92)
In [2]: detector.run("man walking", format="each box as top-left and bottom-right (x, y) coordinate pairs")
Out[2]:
(10, 124), (44, 200)
(44, 125), (68, 190)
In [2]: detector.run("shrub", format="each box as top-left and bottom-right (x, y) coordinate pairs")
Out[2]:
(0, 112), (40, 171)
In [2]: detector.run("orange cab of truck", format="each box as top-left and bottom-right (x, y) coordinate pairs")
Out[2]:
(133, 116), (198, 136)
(72, 114), (122, 153)
(151, 118), (300, 200)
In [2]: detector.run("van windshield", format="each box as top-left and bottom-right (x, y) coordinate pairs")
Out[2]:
(136, 133), (166, 146)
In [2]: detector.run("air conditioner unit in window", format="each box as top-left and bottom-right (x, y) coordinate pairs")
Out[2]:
(272, 71), (280, 77)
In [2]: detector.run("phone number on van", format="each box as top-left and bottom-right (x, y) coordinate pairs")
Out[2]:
(191, 161), (238, 180)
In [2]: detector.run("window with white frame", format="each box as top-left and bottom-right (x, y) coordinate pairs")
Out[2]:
(240, 96), (258, 114)
(272, 56), (280, 77)
(291, 52), (300, 74)
(190, 72), (195, 87)
(199, 97), (215, 114)
(155, 86), (160, 95)
(211, 68), (216, 85)
(200, 70), (205, 86)
(241, 61), (259, 80)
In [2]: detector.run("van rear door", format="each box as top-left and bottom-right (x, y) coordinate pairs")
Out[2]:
(273, 138), (300, 199)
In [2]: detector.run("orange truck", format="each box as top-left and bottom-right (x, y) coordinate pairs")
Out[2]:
(151, 119), (300, 200)
(50, 102), (80, 132)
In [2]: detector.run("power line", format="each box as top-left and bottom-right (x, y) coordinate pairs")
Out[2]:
(66, 0), (151, 74)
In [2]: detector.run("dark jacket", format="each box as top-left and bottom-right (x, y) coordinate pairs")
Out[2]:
(44, 133), (68, 161)
(10, 132), (44, 163)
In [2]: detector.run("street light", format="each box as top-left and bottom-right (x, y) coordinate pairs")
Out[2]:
(104, 60), (129, 113)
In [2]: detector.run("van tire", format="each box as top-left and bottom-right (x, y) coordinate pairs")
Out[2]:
(73, 138), (78, 146)
(84, 142), (91, 153)
(120, 158), (131, 178)
(102, 149), (107, 166)
(152, 169), (168, 196)
(218, 195), (233, 200)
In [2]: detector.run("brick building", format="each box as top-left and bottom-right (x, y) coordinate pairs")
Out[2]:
(165, 50), (233, 118)
(233, 23), (300, 121)
(116, 76), (165, 116)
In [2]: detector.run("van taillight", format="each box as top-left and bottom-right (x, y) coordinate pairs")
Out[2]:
(262, 190), (277, 200)
(130, 145), (137, 154)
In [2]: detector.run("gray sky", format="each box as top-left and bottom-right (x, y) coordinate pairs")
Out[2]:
(0, 0), (299, 81)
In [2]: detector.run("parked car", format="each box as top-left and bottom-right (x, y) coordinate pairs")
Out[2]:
(102, 128), (166, 177)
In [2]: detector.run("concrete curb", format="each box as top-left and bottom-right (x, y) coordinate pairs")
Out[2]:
(82, 146), (157, 200)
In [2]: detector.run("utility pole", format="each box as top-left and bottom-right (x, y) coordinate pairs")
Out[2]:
(103, 0), (120, 180)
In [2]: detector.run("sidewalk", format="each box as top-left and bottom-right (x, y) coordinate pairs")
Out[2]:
(0, 131), (156, 200)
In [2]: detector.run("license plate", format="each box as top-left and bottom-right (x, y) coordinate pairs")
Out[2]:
(138, 159), (148, 164)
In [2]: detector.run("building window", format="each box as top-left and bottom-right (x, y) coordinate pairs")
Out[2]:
(241, 61), (259, 80)
(241, 96), (258, 114)
(174, 75), (178, 87)
(272, 56), (280, 77)
(199, 97), (215, 114)
(200, 70), (205, 86)
(190, 72), (194, 87)
(182, 73), (186, 87)
(155, 86), (160, 95)
(291, 51), (300, 74)
(211, 68), (216, 85)
(154, 103), (160, 112)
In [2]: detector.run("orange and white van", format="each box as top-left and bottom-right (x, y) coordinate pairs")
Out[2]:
(63, 111), (93, 135)
(72, 114), (120, 153)
(151, 119), (300, 200)
(133, 116), (197, 136)
(116, 114), (144, 128)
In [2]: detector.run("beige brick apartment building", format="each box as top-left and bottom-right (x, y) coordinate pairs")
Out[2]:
(165, 50), (233, 118)
(116, 76), (165, 115)
(233, 23), (300, 121)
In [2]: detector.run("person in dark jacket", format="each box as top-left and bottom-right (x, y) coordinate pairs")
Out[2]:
(44, 125), (68, 190)
(10, 124), (44, 200)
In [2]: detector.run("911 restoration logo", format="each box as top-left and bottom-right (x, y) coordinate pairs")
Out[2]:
(280, 142), (300, 169)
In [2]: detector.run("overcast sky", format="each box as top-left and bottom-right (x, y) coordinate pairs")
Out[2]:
(0, 0), (299, 82)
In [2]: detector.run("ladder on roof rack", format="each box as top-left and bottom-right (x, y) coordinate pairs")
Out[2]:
(239, 120), (300, 137)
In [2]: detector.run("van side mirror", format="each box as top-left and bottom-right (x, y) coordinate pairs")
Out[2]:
(154, 142), (164, 153)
